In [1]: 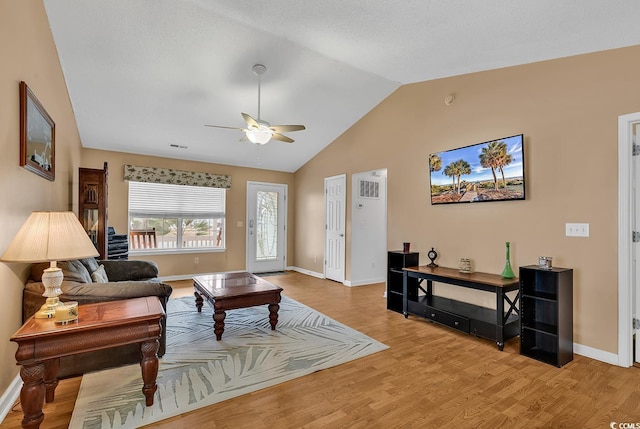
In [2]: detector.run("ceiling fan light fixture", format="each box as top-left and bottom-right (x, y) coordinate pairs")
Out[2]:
(205, 64), (305, 144)
(245, 125), (273, 145)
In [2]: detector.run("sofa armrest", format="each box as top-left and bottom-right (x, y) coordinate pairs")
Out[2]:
(61, 280), (172, 303)
(100, 260), (159, 282)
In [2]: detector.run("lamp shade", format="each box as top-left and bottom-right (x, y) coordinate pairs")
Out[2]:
(1, 211), (99, 262)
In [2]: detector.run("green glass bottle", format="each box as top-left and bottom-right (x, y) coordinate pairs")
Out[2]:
(501, 241), (515, 279)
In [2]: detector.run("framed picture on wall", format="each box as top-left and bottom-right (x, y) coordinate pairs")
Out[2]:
(20, 81), (55, 181)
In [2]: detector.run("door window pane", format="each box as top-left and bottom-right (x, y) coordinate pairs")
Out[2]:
(256, 191), (278, 260)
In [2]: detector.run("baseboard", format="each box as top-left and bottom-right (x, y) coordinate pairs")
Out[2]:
(288, 266), (325, 279)
(160, 274), (193, 282)
(159, 270), (245, 282)
(344, 277), (385, 287)
(574, 342), (620, 366)
(0, 375), (21, 423)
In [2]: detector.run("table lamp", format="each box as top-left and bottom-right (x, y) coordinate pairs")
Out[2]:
(1, 211), (99, 318)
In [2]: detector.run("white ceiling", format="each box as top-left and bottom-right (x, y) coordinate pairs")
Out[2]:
(43, 1), (640, 172)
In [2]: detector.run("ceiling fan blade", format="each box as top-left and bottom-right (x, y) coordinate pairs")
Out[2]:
(204, 124), (244, 130)
(269, 124), (306, 133)
(241, 113), (259, 128)
(271, 133), (294, 143)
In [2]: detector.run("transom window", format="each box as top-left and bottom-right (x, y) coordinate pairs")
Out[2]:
(128, 181), (226, 252)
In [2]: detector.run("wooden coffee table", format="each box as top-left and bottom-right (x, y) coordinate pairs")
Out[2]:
(193, 272), (283, 340)
(10, 297), (164, 429)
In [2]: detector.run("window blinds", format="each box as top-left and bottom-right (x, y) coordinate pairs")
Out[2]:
(128, 181), (225, 218)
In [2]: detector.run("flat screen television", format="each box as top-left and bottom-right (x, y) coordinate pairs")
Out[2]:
(429, 134), (525, 205)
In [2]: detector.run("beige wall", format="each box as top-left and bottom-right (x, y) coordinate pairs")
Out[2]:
(80, 149), (295, 277)
(295, 45), (640, 354)
(0, 1), (84, 394)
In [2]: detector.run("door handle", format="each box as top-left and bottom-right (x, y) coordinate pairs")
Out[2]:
(339, 233), (344, 237)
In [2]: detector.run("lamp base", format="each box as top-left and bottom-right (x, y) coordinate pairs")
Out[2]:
(36, 264), (64, 318)
(35, 296), (62, 319)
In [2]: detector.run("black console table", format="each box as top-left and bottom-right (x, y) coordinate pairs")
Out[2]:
(402, 266), (520, 350)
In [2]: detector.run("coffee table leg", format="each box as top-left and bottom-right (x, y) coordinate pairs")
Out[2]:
(194, 291), (203, 313)
(213, 310), (226, 340)
(43, 358), (59, 403)
(19, 362), (45, 429)
(268, 303), (279, 330)
(140, 339), (159, 406)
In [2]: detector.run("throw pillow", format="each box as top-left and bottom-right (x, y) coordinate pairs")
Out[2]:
(79, 257), (100, 275)
(66, 259), (94, 283)
(91, 265), (109, 283)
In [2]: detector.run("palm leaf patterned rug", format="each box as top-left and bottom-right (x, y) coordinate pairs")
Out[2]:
(70, 295), (388, 428)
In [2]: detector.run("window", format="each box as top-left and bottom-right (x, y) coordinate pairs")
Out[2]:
(128, 181), (225, 252)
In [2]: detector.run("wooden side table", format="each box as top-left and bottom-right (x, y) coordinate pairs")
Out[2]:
(10, 296), (164, 429)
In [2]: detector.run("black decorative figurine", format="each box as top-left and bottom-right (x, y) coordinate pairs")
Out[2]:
(427, 247), (438, 268)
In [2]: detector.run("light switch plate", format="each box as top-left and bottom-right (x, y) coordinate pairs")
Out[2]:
(566, 223), (589, 237)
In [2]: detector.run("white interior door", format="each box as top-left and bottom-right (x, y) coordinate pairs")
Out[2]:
(325, 174), (346, 282)
(634, 122), (639, 364)
(246, 182), (287, 273)
(351, 169), (387, 285)
(618, 112), (640, 367)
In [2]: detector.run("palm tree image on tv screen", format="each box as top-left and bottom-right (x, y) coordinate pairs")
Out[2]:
(429, 134), (525, 204)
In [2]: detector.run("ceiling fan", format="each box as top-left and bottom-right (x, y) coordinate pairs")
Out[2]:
(205, 64), (306, 145)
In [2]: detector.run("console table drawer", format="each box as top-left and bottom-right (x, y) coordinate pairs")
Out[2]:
(470, 319), (495, 340)
(407, 300), (427, 317)
(425, 307), (470, 333)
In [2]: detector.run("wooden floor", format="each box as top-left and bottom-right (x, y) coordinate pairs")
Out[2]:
(2, 271), (640, 428)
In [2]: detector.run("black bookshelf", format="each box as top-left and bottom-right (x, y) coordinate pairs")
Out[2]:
(387, 251), (419, 313)
(519, 266), (573, 367)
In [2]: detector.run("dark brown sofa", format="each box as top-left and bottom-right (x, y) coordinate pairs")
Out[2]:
(24, 258), (172, 378)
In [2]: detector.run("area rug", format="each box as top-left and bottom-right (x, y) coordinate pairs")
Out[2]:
(69, 295), (388, 428)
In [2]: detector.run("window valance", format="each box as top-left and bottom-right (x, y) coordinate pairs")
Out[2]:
(124, 164), (231, 189)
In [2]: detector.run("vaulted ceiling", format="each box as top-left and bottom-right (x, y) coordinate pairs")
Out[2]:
(43, 1), (640, 172)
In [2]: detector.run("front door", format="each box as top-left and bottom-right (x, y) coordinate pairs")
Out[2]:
(246, 182), (287, 273)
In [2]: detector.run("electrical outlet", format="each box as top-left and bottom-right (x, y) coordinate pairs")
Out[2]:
(194, 257), (199, 264)
(565, 223), (589, 237)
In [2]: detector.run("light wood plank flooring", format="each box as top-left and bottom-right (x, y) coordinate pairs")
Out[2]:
(2, 271), (639, 428)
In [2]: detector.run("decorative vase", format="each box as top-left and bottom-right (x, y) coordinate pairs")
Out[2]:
(501, 241), (515, 279)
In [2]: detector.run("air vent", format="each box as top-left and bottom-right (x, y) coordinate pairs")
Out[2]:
(359, 179), (379, 199)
